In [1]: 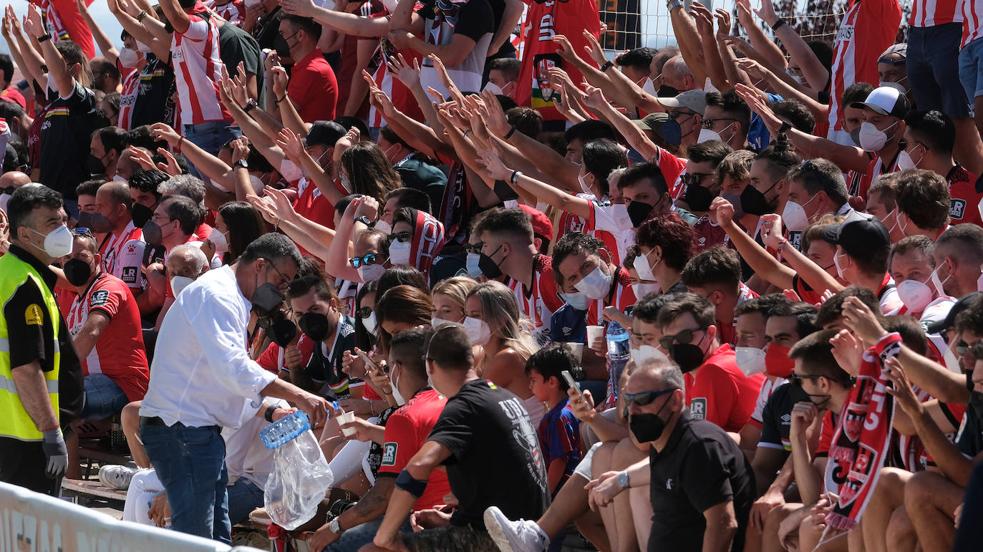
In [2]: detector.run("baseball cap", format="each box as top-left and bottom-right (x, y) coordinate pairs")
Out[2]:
(878, 43), (907, 63)
(656, 89), (707, 116)
(633, 112), (670, 131)
(304, 121), (347, 148)
(396, 158), (446, 191)
(927, 292), (982, 335)
(519, 204), (553, 246)
(821, 217), (890, 259)
(850, 86), (909, 119)
(0, 88), (26, 111)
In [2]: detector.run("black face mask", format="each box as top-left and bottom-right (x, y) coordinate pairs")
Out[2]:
(63, 259), (93, 287)
(627, 201), (655, 227)
(77, 211), (113, 234)
(267, 315), (298, 347)
(299, 312), (332, 342)
(683, 183), (715, 212)
(131, 203), (154, 228)
(629, 397), (673, 442)
(739, 184), (775, 216)
(670, 342), (705, 373)
(478, 245), (505, 279)
(87, 154), (107, 176)
(142, 221), (163, 247)
(252, 283), (286, 318)
(657, 85), (679, 98)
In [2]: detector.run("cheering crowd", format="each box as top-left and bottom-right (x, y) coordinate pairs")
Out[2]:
(1, 0), (983, 549)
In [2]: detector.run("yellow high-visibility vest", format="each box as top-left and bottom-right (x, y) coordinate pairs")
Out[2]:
(0, 252), (60, 441)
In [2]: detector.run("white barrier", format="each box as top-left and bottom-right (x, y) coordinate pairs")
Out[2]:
(0, 482), (265, 552)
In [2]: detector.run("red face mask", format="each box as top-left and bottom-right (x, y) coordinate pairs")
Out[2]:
(765, 343), (795, 378)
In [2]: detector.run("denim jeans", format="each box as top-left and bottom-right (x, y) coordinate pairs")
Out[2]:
(227, 477), (265, 526)
(81, 374), (129, 420)
(324, 519), (413, 552)
(182, 121), (241, 157)
(907, 23), (970, 118)
(140, 421), (231, 543)
(959, 36), (983, 105)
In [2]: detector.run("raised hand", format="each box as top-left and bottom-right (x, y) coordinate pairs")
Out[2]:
(230, 137), (250, 164)
(387, 53), (421, 90)
(714, 9), (732, 40)
(884, 358), (924, 416)
(841, 296), (889, 346)
(281, 0), (316, 16)
(155, 148), (182, 176)
(271, 65), (289, 100)
(581, 30), (607, 66)
(275, 128), (305, 160)
(23, 5), (44, 38)
(475, 148), (512, 181)
(829, 329), (863, 376)
(552, 35), (583, 65)
(150, 122), (181, 146)
(478, 89), (512, 137)
(710, 196), (736, 228)
(755, 0), (781, 26)
(690, 2), (715, 37)
(581, 84), (608, 111)
(758, 213), (784, 249)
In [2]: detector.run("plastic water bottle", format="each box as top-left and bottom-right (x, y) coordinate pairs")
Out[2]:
(606, 321), (631, 362)
(260, 410), (311, 449)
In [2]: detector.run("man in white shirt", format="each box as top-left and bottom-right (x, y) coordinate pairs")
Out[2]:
(139, 233), (331, 543)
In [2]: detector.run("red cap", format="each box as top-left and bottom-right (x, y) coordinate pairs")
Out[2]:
(519, 204), (553, 242)
(0, 87), (26, 110)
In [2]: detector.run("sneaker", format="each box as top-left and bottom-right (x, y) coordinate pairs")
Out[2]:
(98, 465), (136, 490)
(484, 506), (549, 552)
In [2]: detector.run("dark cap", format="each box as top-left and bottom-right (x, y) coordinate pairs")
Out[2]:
(927, 292), (982, 335)
(305, 121), (347, 148)
(396, 158), (447, 191)
(821, 216), (890, 259)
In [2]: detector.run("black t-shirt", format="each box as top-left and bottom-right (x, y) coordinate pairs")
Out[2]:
(252, 6), (287, 60)
(304, 316), (356, 390)
(39, 83), (103, 198)
(648, 412), (755, 552)
(958, 392), (983, 458)
(131, 55), (176, 129)
(428, 379), (549, 528)
(218, 19), (265, 105)
(758, 382), (810, 454)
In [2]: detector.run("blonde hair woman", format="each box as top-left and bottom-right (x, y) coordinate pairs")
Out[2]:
(463, 281), (545, 426)
(431, 276), (478, 324)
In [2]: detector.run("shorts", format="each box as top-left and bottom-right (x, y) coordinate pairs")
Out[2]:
(81, 373), (129, 420)
(403, 525), (499, 552)
(573, 441), (604, 481)
(909, 23), (971, 118)
(959, 36), (983, 103)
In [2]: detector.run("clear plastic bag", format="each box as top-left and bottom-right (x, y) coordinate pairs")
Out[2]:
(263, 428), (334, 530)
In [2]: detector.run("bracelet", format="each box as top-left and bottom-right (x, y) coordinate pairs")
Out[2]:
(667, 0), (683, 10)
(176, 136), (185, 153)
(38, 33), (52, 43)
(274, 95), (286, 104)
(510, 170), (521, 185)
(504, 125), (517, 140)
(137, 11), (147, 22)
(600, 61), (614, 73)
(394, 469), (428, 498)
(244, 99), (258, 113)
(264, 405), (276, 423)
(771, 19), (786, 32)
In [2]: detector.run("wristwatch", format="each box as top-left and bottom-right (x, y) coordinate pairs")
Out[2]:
(234, 159), (249, 170)
(244, 99), (258, 113)
(354, 215), (372, 226)
(617, 471), (630, 490)
(328, 516), (343, 535)
(667, 0), (683, 10)
(38, 33), (52, 43)
(600, 61), (614, 73)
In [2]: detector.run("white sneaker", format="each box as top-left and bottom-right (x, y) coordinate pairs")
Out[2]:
(484, 506), (549, 552)
(98, 465), (136, 490)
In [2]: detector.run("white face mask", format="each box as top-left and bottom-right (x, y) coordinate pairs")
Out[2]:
(697, 128), (723, 144)
(249, 174), (265, 193)
(465, 252), (483, 279)
(896, 150), (917, 171)
(136, 40), (152, 55)
(897, 277), (934, 314)
(578, 172), (594, 196)
(781, 200), (809, 232)
(112, 174), (128, 183)
(388, 239), (411, 266)
(280, 159), (303, 182)
(735, 346), (767, 376)
(631, 344), (668, 365)
(483, 81), (504, 95)
(30, 225), (73, 258)
(374, 220), (392, 235)
(635, 282), (661, 298)
(833, 250), (847, 279)
(390, 368), (406, 406)
(858, 121), (897, 152)
(431, 316), (456, 327)
(642, 77), (657, 96)
(339, 172), (352, 194)
(118, 47), (142, 70)
(560, 291), (589, 311)
(632, 252), (658, 282)
(208, 227), (229, 253)
(463, 316), (491, 346)
(357, 263), (385, 283)
(930, 263), (951, 298)
(170, 275), (195, 296)
(362, 312), (378, 336)
(574, 265), (614, 300)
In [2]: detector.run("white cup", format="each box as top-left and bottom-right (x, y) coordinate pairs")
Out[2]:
(336, 411), (356, 437)
(586, 325), (604, 346)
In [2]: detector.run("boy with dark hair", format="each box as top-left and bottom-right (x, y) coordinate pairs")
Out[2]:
(894, 169), (952, 239)
(681, 246), (757, 346)
(526, 345), (582, 496)
(703, 90), (751, 149)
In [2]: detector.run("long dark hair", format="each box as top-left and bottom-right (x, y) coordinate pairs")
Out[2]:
(340, 142), (401, 202)
(219, 201), (265, 263)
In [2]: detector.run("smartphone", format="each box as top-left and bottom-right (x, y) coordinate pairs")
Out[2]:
(561, 370), (581, 394)
(357, 349), (380, 375)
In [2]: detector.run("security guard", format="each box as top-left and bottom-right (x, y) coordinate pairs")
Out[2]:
(0, 185), (82, 495)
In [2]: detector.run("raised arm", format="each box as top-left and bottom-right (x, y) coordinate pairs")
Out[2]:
(489, 0), (522, 57)
(712, 198), (796, 290)
(24, 5), (73, 98)
(669, 2), (709, 87)
(282, 0), (392, 37)
(755, 0), (828, 93)
(759, 213), (843, 295)
(77, 0), (119, 63)
(157, 0), (191, 35)
(269, 64), (307, 137)
(275, 127), (345, 206)
(323, 197), (368, 282)
(587, 85), (661, 161)
(109, 0), (172, 61)
(476, 147), (592, 219)
(734, 0), (786, 70)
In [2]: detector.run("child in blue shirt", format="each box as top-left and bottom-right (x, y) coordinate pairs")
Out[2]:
(526, 345), (583, 496)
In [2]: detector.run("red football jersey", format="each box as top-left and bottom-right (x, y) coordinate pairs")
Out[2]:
(684, 344), (764, 432)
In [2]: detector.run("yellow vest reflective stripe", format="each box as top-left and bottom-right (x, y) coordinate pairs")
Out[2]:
(0, 253), (60, 441)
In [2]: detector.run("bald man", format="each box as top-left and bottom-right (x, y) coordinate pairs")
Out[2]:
(0, 171), (31, 212)
(95, 181), (146, 293)
(661, 56), (697, 95)
(155, 243), (209, 330)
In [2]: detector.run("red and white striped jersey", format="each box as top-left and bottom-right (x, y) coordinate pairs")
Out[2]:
(117, 68), (141, 130)
(909, 0), (963, 27)
(171, 5), (232, 126)
(207, 0), (246, 26)
(963, 0), (983, 45)
(507, 254), (564, 340)
(826, 0), (902, 144)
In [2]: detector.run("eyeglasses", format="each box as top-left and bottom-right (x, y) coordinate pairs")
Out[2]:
(465, 242), (484, 254)
(956, 341), (983, 360)
(623, 387), (678, 407)
(788, 373), (823, 387)
(701, 117), (740, 130)
(390, 232), (412, 243)
(356, 306), (373, 319)
(680, 173), (713, 188)
(658, 328), (702, 350)
(350, 252), (382, 268)
(261, 257), (292, 286)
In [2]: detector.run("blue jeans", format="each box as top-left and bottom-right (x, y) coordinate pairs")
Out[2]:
(140, 421), (231, 543)
(227, 477), (264, 526)
(959, 36), (983, 105)
(324, 519), (413, 552)
(81, 374), (129, 420)
(908, 23), (970, 118)
(182, 121), (241, 157)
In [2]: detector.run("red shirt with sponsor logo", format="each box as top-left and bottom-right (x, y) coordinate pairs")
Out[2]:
(66, 273), (149, 402)
(100, 221), (145, 289)
(945, 165), (982, 226)
(378, 388), (452, 510)
(685, 344), (764, 432)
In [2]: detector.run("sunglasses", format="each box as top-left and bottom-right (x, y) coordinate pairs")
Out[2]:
(788, 373), (823, 387)
(356, 306), (373, 319)
(658, 328), (702, 351)
(390, 232), (412, 243)
(956, 341), (983, 360)
(350, 252), (381, 268)
(623, 387), (678, 407)
(680, 173), (713, 188)
(465, 242), (484, 254)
